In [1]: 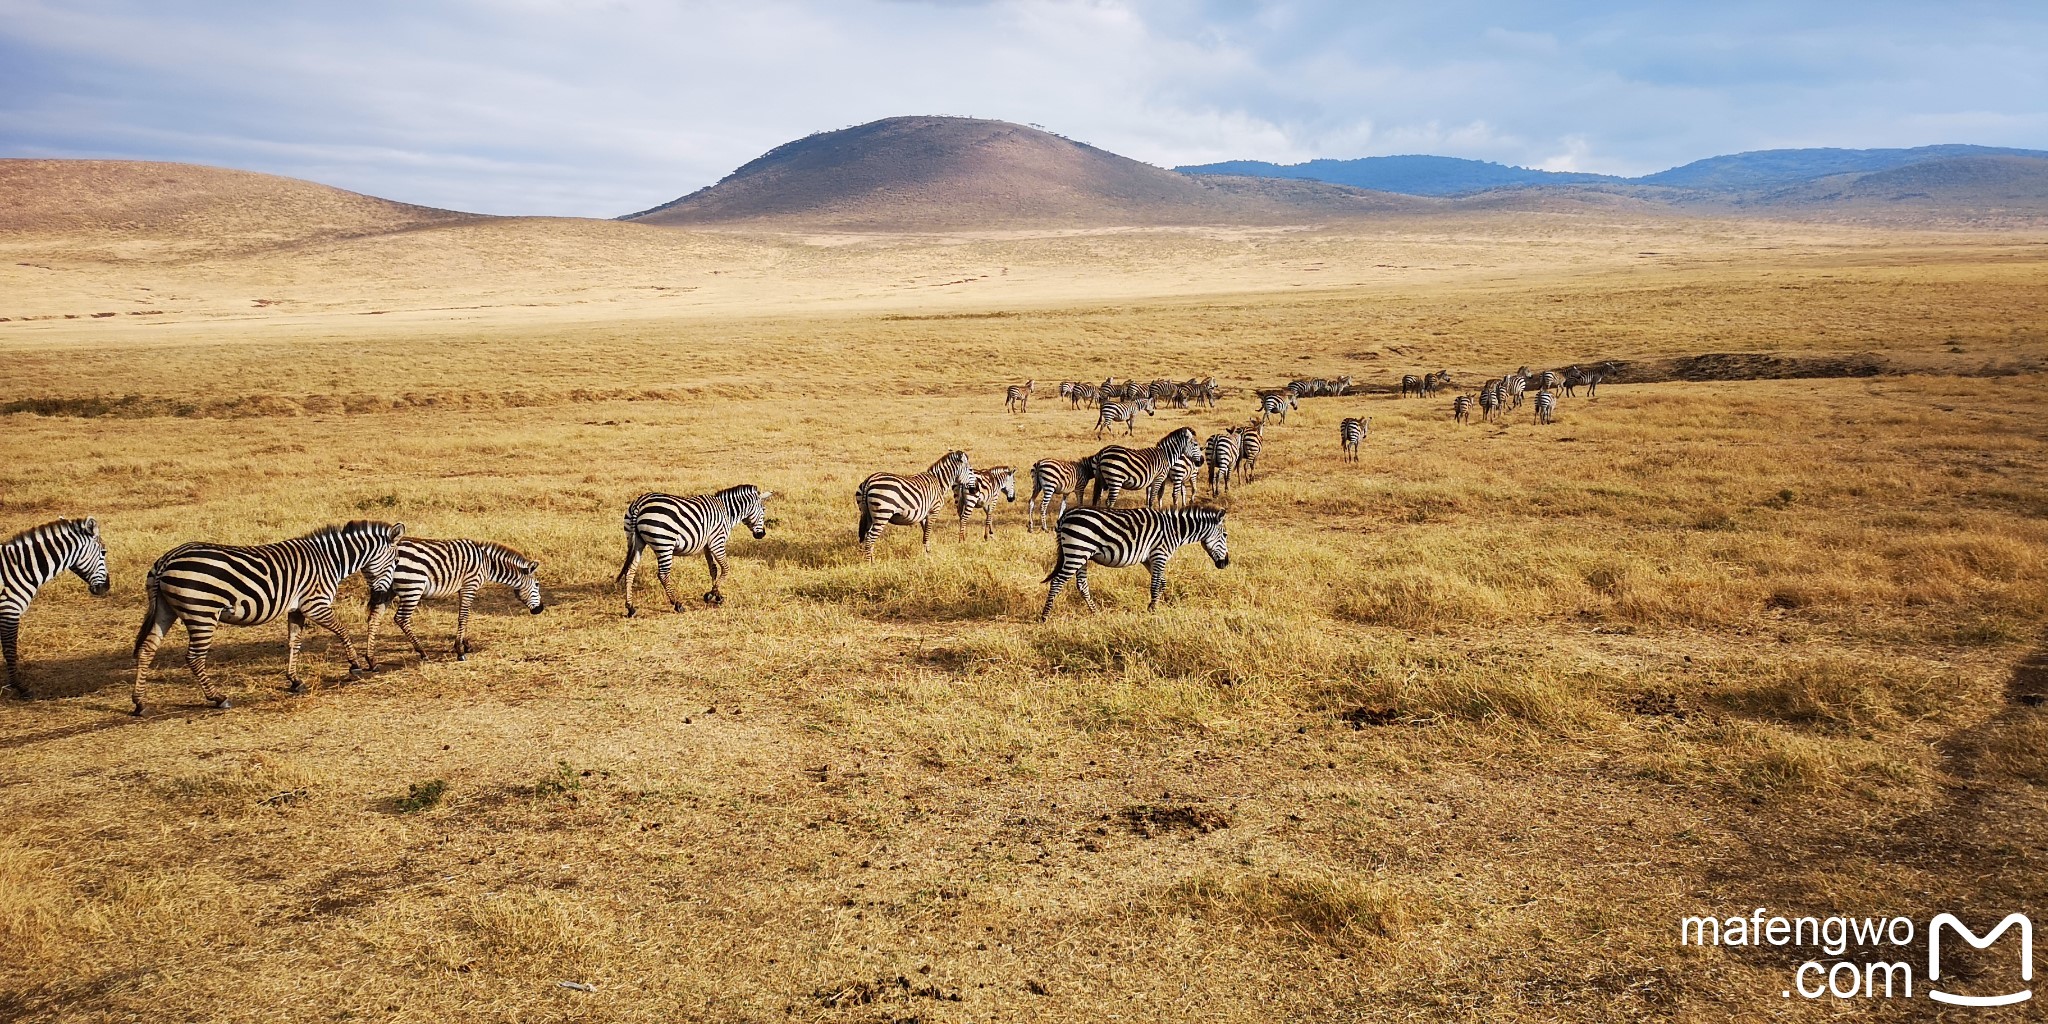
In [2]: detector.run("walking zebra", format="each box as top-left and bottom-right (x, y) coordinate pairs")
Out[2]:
(367, 538), (543, 665)
(856, 451), (972, 559)
(1039, 507), (1230, 620)
(1535, 390), (1558, 425)
(1027, 458), (1093, 533)
(1257, 391), (1295, 426)
(954, 465), (1017, 540)
(1060, 381), (1100, 407)
(1005, 380), (1034, 413)
(619, 485), (771, 614)
(1453, 394), (1474, 424)
(1088, 427), (1201, 508)
(1339, 417), (1370, 461)
(1203, 432), (1239, 496)
(1, 517), (110, 697)
(1093, 397), (1155, 437)
(131, 520), (403, 715)
(1236, 423), (1263, 483)
(1582, 361), (1616, 399)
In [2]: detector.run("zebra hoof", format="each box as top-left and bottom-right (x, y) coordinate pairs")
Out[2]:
(286, 680), (305, 694)
(211, 698), (232, 709)
(624, 607), (637, 619)
(5, 684), (27, 701)
(703, 591), (724, 607)
(457, 653), (468, 662)
(670, 603), (684, 613)
(130, 702), (145, 717)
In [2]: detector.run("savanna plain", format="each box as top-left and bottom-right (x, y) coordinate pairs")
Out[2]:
(2, 211), (2047, 1022)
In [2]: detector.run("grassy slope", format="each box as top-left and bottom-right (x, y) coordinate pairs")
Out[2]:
(0, 223), (2044, 1022)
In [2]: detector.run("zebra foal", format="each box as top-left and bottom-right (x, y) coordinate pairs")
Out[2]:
(132, 520), (403, 715)
(1, 517), (110, 697)
(620, 484), (771, 614)
(954, 466), (1017, 541)
(1039, 506), (1231, 620)
(368, 538), (542, 665)
(1005, 380), (1034, 413)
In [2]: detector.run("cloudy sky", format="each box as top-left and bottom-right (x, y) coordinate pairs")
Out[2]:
(3, 0), (2043, 217)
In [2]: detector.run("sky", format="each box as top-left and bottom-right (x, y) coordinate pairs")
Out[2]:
(2, 0), (2044, 217)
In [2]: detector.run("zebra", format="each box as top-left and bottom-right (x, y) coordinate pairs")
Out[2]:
(1005, 380), (1034, 413)
(131, 520), (403, 715)
(1424, 370), (1451, 396)
(1400, 374), (1425, 399)
(1534, 370), (1562, 393)
(1257, 391), (1295, 426)
(1039, 506), (1230, 620)
(1061, 381), (1099, 408)
(1339, 417), (1370, 461)
(367, 538), (542, 665)
(1562, 365), (1585, 397)
(954, 465), (1017, 541)
(1027, 457), (1093, 533)
(856, 451), (972, 559)
(1453, 393), (1474, 424)
(618, 485), (771, 614)
(1235, 423), (1263, 483)
(1582, 361), (1617, 399)
(1088, 427), (1201, 508)
(1478, 386), (1502, 423)
(1503, 373), (1527, 410)
(1093, 397), (1155, 437)
(1203, 432), (1239, 495)
(1, 517), (110, 698)
(1535, 390), (1558, 425)
(1164, 444), (1206, 507)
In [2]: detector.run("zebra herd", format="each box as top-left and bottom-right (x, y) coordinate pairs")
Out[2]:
(0, 361), (1620, 715)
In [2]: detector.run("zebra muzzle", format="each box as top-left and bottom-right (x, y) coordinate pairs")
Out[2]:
(530, 603), (546, 615)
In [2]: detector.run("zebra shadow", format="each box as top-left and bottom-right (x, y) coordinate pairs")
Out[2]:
(8, 633), (379, 705)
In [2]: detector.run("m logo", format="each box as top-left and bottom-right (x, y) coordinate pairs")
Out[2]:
(1928, 913), (2033, 1007)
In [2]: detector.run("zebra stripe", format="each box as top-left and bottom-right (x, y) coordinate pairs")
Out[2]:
(954, 466), (1017, 541)
(1235, 424), (1263, 483)
(1339, 417), (1370, 461)
(1039, 506), (1231, 619)
(1535, 390), (1558, 424)
(1005, 380), (1034, 413)
(856, 451), (972, 559)
(367, 537), (543, 665)
(1093, 398), (1155, 437)
(1, 517), (110, 697)
(1088, 427), (1201, 508)
(620, 484), (771, 613)
(132, 520), (403, 714)
(1027, 458), (1091, 533)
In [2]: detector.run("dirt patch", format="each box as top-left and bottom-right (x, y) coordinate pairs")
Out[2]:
(1627, 690), (1688, 719)
(811, 975), (961, 1008)
(1120, 803), (1230, 837)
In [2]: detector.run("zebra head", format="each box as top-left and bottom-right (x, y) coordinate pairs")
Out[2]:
(723, 484), (771, 540)
(985, 467), (1017, 503)
(930, 450), (973, 488)
(1189, 508), (1230, 569)
(63, 517), (110, 596)
(1136, 397), (1156, 416)
(488, 545), (546, 615)
(337, 520), (405, 602)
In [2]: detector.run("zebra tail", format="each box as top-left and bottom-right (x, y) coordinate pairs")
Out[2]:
(857, 493), (874, 543)
(132, 570), (164, 658)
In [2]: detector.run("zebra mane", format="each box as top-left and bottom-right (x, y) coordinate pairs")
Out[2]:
(715, 483), (760, 502)
(2, 517), (96, 548)
(309, 520), (404, 543)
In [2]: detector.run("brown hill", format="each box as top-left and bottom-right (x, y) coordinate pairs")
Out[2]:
(1737, 155), (2048, 209)
(624, 116), (1430, 229)
(0, 159), (477, 255)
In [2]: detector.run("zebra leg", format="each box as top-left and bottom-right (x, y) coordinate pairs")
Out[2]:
(653, 547), (684, 612)
(365, 599), (386, 670)
(702, 541), (727, 607)
(921, 516), (932, 554)
(132, 609), (174, 716)
(1147, 554), (1171, 610)
(301, 603), (369, 677)
(393, 594), (431, 662)
(0, 609), (21, 697)
(1039, 553), (1088, 621)
(617, 532), (645, 617)
(285, 612), (307, 692)
(1074, 565), (1098, 613)
(182, 620), (229, 709)
(455, 584), (477, 660)
(984, 505), (995, 541)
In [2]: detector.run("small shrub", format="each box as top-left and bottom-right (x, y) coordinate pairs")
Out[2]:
(394, 779), (446, 814)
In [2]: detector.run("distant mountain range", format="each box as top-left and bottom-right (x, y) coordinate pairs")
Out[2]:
(1179, 144), (2048, 197)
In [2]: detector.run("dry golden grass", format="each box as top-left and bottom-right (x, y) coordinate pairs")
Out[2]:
(0, 211), (2045, 1022)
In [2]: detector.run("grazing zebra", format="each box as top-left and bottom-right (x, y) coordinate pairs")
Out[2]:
(367, 538), (542, 665)
(1400, 374), (1425, 399)
(1088, 427), (1201, 508)
(1093, 397), (1155, 437)
(954, 466), (1017, 541)
(1, 517), (110, 697)
(1535, 390), (1558, 424)
(1039, 506), (1230, 620)
(1203, 432), (1239, 495)
(1027, 457), (1094, 533)
(1257, 391), (1295, 426)
(1235, 423), (1263, 483)
(856, 451), (972, 559)
(1005, 380), (1034, 413)
(1453, 393), (1474, 424)
(1339, 417), (1370, 461)
(131, 520), (403, 715)
(619, 485), (771, 613)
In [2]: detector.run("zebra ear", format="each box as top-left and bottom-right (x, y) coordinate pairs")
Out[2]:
(79, 517), (99, 535)
(389, 522), (406, 539)
(758, 490), (774, 501)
